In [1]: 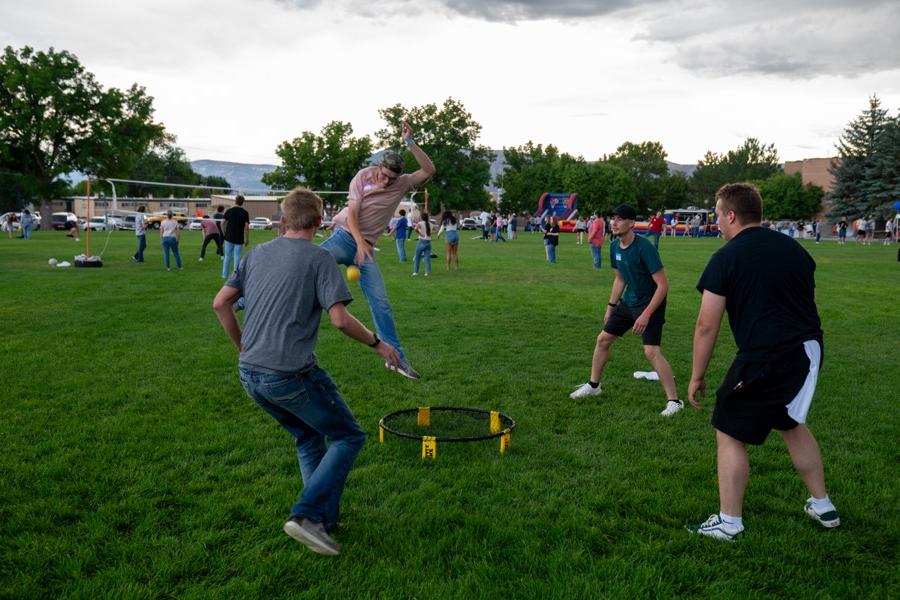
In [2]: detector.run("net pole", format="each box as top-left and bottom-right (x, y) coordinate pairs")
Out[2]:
(85, 177), (91, 256)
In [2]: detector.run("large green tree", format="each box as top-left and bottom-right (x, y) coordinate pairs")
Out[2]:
(376, 98), (494, 211)
(829, 96), (899, 219)
(495, 142), (566, 215)
(690, 138), (780, 206)
(0, 46), (166, 217)
(604, 141), (669, 213)
(757, 172), (824, 220)
(561, 159), (636, 217)
(262, 121), (372, 211)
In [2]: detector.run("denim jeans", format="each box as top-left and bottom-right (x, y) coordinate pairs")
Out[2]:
(238, 366), (366, 529)
(413, 239), (431, 274)
(547, 243), (557, 263)
(134, 234), (146, 262)
(590, 244), (602, 268)
(395, 237), (407, 262)
(320, 227), (407, 361)
(22, 225), (32, 239)
(223, 241), (243, 278)
(650, 233), (660, 249)
(162, 236), (182, 269)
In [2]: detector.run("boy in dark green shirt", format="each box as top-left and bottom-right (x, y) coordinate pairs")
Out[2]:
(570, 204), (682, 417)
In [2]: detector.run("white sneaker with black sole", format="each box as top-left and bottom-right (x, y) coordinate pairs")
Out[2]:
(660, 400), (684, 416)
(283, 517), (340, 556)
(569, 382), (602, 399)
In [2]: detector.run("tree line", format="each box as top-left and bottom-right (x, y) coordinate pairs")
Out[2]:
(2, 46), (897, 224)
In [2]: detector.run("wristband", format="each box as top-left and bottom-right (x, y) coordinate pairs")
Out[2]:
(368, 333), (381, 348)
(404, 138), (414, 146)
(607, 302), (617, 308)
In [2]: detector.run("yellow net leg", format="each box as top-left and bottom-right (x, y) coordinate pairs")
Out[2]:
(500, 431), (511, 454)
(422, 436), (437, 460)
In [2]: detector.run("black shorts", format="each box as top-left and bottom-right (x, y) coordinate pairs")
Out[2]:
(712, 341), (822, 445)
(602, 300), (666, 346)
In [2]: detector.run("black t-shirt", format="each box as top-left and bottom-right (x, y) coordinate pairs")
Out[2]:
(223, 206), (250, 244)
(696, 226), (822, 361)
(546, 224), (560, 245)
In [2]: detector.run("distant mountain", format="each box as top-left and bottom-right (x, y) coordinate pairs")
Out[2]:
(191, 155), (695, 195)
(191, 160), (277, 193)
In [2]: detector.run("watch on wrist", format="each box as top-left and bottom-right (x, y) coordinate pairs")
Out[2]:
(404, 138), (414, 146)
(368, 333), (380, 348)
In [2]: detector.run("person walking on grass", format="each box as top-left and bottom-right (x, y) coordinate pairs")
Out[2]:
(213, 187), (400, 557)
(569, 204), (682, 417)
(132, 206), (147, 262)
(159, 211), (183, 271)
(389, 209), (409, 262)
(222, 195), (250, 278)
(686, 183), (839, 541)
(199, 213), (223, 261)
(587, 210), (605, 269)
(320, 120), (435, 380)
(437, 210), (460, 271)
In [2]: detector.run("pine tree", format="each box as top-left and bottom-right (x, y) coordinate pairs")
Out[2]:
(829, 96), (895, 218)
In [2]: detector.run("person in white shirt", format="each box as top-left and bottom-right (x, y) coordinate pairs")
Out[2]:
(159, 211), (183, 271)
(437, 210), (460, 271)
(132, 206), (147, 263)
(412, 213), (432, 276)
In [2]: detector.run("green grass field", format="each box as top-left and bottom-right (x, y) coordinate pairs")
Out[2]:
(1, 228), (898, 599)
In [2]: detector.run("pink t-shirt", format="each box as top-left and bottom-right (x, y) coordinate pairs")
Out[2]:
(200, 218), (219, 236)
(588, 219), (605, 247)
(333, 166), (428, 244)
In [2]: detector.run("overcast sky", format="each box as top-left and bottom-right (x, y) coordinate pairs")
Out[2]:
(3, 0), (898, 165)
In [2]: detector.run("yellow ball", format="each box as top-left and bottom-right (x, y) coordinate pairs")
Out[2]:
(346, 265), (361, 282)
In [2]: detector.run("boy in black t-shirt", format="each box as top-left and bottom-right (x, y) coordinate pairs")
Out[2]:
(222, 195), (250, 279)
(686, 183), (839, 541)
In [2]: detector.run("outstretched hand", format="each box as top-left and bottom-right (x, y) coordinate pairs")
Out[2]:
(401, 121), (412, 142)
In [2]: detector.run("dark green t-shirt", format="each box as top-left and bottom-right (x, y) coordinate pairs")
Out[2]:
(610, 235), (664, 307)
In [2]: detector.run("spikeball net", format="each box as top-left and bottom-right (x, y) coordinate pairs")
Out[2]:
(378, 406), (516, 459)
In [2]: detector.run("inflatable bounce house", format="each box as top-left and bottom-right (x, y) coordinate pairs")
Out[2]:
(537, 193), (579, 232)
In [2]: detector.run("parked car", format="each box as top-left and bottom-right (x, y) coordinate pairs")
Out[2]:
(460, 218), (478, 230)
(106, 215), (125, 229)
(249, 217), (273, 230)
(188, 218), (203, 231)
(51, 212), (79, 230)
(145, 212), (189, 229)
(120, 215), (137, 230)
(84, 216), (114, 231)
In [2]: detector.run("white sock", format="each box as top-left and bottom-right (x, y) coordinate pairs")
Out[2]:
(720, 512), (743, 530)
(810, 495), (835, 512)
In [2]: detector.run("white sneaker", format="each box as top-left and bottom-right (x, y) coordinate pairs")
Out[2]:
(804, 498), (840, 528)
(569, 382), (602, 399)
(198, 257), (204, 262)
(660, 400), (684, 416)
(686, 514), (743, 541)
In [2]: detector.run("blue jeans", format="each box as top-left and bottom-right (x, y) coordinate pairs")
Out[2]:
(162, 237), (182, 269)
(547, 243), (557, 263)
(413, 239), (431, 274)
(320, 228), (407, 361)
(134, 234), (146, 262)
(650, 233), (660, 248)
(22, 225), (32, 239)
(238, 366), (366, 530)
(395, 237), (407, 262)
(590, 244), (602, 268)
(223, 241), (243, 278)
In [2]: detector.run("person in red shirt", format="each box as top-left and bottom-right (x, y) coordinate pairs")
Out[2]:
(587, 212), (605, 268)
(648, 211), (665, 249)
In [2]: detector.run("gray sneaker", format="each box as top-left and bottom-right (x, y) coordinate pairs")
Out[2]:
(804, 498), (840, 528)
(569, 382), (602, 399)
(686, 514), (743, 541)
(283, 517), (340, 556)
(385, 360), (421, 380)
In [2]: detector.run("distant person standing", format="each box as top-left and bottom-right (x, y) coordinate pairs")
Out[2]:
(132, 206), (147, 262)
(199, 214), (224, 261)
(389, 209), (409, 262)
(813, 218), (822, 244)
(587, 211), (605, 269)
(508, 213), (518, 240)
(885, 218), (894, 246)
(19, 209), (33, 240)
(648, 210), (665, 249)
(480, 210), (491, 241)
(865, 215), (875, 244)
(686, 183), (838, 540)
(412, 212), (432, 276)
(4, 212), (14, 239)
(222, 195), (250, 278)
(574, 216), (587, 245)
(159, 211), (183, 271)
(437, 210), (460, 271)
(569, 204), (682, 417)
(543, 215), (560, 263)
(837, 219), (847, 244)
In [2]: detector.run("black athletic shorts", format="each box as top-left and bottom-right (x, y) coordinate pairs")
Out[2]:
(603, 299), (666, 346)
(712, 341), (822, 445)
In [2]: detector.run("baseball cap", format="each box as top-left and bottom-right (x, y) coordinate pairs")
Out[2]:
(611, 204), (637, 220)
(380, 151), (405, 175)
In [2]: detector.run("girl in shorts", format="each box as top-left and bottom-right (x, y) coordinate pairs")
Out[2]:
(437, 210), (460, 271)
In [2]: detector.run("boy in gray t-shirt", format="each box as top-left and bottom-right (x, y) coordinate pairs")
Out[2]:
(213, 188), (399, 557)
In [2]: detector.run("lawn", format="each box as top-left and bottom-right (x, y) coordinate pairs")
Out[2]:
(1, 228), (897, 599)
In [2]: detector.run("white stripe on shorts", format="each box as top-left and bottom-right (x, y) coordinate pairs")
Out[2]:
(786, 340), (821, 424)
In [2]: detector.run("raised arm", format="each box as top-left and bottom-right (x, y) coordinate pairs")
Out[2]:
(401, 121), (436, 188)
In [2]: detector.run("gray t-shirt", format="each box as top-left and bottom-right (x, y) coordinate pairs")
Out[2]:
(226, 237), (352, 373)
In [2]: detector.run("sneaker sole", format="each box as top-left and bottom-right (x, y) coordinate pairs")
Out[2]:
(685, 525), (740, 541)
(805, 507), (840, 528)
(283, 521), (340, 556)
